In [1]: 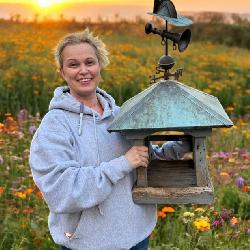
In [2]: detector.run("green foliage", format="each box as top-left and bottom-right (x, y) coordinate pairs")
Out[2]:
(239, 198), (250, 220)
(220, 188), (241, 214)
(192, 23), (250, 50)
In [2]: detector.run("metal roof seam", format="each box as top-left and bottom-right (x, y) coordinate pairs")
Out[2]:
(175, 84), (232, 125)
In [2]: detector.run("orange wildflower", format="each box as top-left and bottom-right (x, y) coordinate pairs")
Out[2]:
(3, 115), (18, 132)
(24, 188), (34, 195)
(241, 186), (250, 192)
(0, 186), (4, 194)
(162, 206), (175, 213)
(13, 208), (20, 214)
(220, 172), (229, 177)
(0, 122), (4, 132)
(150, 231), (154, 240)
(157, 211), (166, 218)
(230, 217), (239, 226)
(36, 191), (43, 199)
(213, 211), (219, 216)
(23, 208), (34, 214)
(226, 106), (234, 112)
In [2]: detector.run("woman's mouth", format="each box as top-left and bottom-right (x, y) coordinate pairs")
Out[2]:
(78, 78), (92, 84)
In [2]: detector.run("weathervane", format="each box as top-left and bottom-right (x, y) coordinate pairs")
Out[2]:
(146, 0), (193, 83)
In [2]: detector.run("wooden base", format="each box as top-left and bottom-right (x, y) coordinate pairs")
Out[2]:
(132, 186), (214, 204)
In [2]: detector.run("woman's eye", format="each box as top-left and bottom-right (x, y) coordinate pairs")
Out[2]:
(86, 60), (95, 66)
(69, 63), (78, 68)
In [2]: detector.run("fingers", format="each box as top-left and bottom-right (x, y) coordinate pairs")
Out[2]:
(139, 155), (149, 168)
(125, 146), (149, 169)
(135, 146), (148, 153)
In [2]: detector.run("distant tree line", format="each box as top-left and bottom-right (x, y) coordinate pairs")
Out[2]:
(188, 12), (250, 50)
(0, 12), (249, 49)
(191, 23), (250, 50)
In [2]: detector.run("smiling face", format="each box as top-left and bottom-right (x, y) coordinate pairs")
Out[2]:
(60, 43), (101, 102)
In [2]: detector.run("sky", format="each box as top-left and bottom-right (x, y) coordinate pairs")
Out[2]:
(0, 0), (249, 13)
(0, 0), (249, 21)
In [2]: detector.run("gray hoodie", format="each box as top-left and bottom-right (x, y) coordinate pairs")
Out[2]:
(29, 86), (189, 250)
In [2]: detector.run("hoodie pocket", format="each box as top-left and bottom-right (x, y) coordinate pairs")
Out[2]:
(61, 211), (82, 240)
(72, 206), (103, 239)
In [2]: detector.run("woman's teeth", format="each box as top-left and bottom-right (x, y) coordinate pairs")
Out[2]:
(79, 78), (91, 83)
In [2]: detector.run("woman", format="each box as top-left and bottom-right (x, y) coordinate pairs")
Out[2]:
(29, 29), (189, 250)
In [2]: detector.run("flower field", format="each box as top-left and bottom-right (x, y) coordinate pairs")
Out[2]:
(0, 20), (250, 249)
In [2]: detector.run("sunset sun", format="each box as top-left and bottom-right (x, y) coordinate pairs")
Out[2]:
(37, 0), (51, 8)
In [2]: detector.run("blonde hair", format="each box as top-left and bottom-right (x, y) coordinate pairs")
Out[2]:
(54, 28), (109, 69)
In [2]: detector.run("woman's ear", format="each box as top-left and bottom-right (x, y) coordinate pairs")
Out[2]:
(59, 68), (65, 79)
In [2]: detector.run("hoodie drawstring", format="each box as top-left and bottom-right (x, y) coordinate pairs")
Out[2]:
(93, 112), (104, 215)
(93, 113), (101, 166)
(78, 105), (103, 215)
(78, 104), (84, 136)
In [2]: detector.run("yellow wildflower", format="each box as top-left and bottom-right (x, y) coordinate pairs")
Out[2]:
(183, 212), (195, 217)
(14, 192), (26, 199)
(193, 218), (211, 231)
(195, 207), (205, 213)
(237, 119), (248, 126)
(220, 128), (229, 133)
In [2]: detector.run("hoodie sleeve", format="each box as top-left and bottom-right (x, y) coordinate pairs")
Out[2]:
(150, 141), (191, 160)
(29, 113), (134, 214)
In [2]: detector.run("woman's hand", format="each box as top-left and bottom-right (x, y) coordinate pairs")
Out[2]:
(125, 146), (149, 169)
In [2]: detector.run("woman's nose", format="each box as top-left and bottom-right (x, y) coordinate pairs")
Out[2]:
(79, 64), (88, 74)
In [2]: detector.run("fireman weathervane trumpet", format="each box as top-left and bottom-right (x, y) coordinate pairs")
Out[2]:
(146, 0), (193, 83)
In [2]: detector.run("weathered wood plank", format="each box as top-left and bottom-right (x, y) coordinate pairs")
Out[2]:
(184, 129), (212, 137)
(193, 137), (209, 186)
(147, 160), (196, 187)
(132, 185), (214, 204)
(125, 131), (151, 140)
(134, 139), (148, 187)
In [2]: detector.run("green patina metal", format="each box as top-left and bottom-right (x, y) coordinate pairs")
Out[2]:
(147, 0), (193, 27)
(108, 80), (233, 132)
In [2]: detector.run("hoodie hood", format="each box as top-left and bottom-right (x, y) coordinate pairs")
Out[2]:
(49, 86), (117, 118)
(48, 86), (119, 165)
